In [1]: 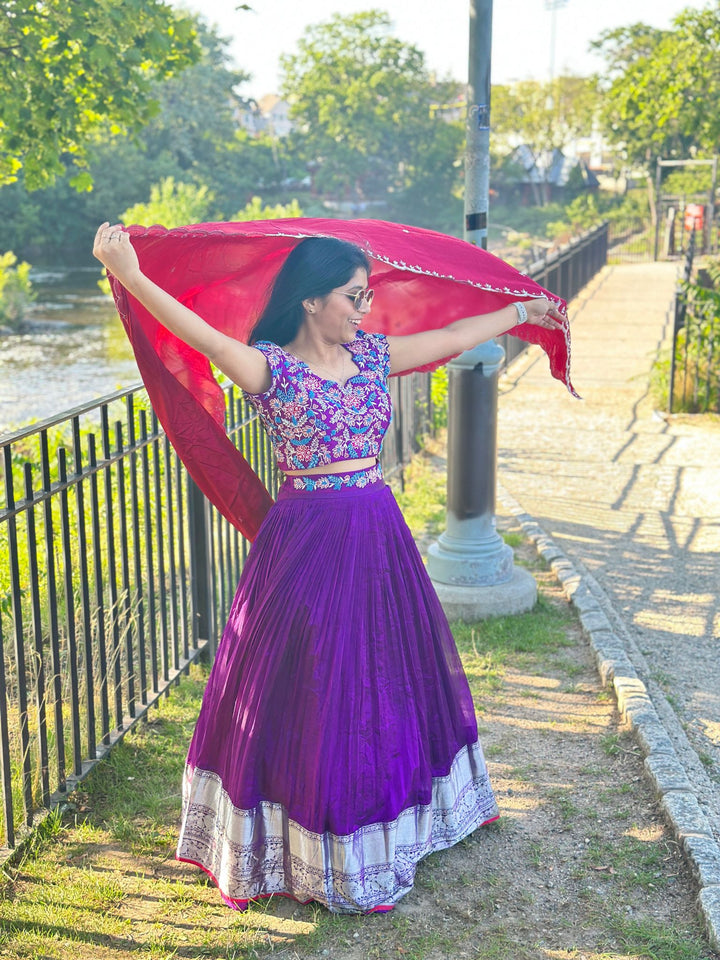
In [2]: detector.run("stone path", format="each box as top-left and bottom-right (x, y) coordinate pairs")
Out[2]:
(495, 260), (720, 947)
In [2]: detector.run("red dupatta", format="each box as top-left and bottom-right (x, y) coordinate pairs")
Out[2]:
(108, 218), (576, 541)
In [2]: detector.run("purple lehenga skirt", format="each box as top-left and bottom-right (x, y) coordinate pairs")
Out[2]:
(176, 466), (498, 913)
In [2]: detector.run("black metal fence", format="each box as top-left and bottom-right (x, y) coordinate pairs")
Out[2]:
(669, 232), (720, 413)
(498, 221), (609, 366)
(608, 214), (653, 263)
(0, 373), (431, 853)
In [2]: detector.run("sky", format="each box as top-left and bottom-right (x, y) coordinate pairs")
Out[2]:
(174, 0), (710, 97)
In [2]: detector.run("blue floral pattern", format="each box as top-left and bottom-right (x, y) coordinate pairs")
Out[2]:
(246, 331), (392, 471)
(291, 463), (384, 491)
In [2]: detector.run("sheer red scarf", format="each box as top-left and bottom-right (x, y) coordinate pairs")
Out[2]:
(108, 218), (576, 541)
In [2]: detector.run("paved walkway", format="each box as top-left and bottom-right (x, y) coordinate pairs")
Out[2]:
(495, 260), (720, 944)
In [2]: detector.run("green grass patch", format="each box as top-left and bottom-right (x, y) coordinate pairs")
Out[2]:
(601, 914), (713, 960)
(393, 450), (446, 541)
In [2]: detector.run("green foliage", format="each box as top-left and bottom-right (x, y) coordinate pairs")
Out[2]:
(232, 195), (303, 221)
(120, 176), (216, 228)
(663, 164), (714, 197)
(652, 259), (720, 413)
(280, 10), (465, 231)
(593, 4), (720, 168)
(0, 0), (201, 190)
(0, 16), (306, 264)
(492, 75), (600, 157)
(546, 194), (601, 241)
(672, 278), (720, 412)
(0, 250), (35, 328)
(430, 367), (448, 430)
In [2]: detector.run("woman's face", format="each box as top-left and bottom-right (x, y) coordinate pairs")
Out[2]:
(304, 267), (371, 343)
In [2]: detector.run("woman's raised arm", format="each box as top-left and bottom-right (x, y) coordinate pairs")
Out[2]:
(386, 299), (564, 375)
(93, 223), (271, 394)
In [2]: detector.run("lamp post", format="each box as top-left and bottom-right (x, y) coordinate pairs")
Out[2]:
(545, 0), (569, 85)
(427, 0), (537, 619)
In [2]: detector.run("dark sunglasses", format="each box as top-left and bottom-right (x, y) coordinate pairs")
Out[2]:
(341, 288), (374, 310)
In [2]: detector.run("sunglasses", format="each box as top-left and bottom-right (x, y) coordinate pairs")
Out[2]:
(340, 288), (374, 310)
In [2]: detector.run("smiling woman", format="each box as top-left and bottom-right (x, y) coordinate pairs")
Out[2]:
(93, 215), (566, 914)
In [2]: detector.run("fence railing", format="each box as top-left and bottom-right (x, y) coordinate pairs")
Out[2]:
(668, 232), (720, 414)
(0, 372), (432, 853)
(498, 221), (609, 367)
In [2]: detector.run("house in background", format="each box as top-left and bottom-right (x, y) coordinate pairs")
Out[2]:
(235, 95), (293, 138)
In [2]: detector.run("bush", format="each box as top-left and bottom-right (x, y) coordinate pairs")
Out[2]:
(0, 251), (36, 329)
(232, 196), (303, 221)
(120, 177), (216, 228)
(430, 367), (448, 430)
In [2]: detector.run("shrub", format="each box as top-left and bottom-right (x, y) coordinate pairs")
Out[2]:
(430, 366), (448, 430)
(120, 177), (216, 228)
(0, 251), (35, 329)
(232, 196), (303, 221)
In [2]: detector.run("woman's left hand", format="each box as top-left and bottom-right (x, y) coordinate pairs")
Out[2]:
(523, 298), (565, 330)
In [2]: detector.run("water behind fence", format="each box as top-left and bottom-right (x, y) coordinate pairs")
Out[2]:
(0, 374), (431, 853)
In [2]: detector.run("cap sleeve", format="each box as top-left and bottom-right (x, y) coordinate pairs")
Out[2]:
(245, 340), (285, 398)
(352, 330), (390, 381)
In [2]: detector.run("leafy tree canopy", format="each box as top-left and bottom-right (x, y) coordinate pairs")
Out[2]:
(492, 75), (599, 156)
(592, 2), (720, 167)
(280, 8), (465, 226)
(0, 0), (201, 190)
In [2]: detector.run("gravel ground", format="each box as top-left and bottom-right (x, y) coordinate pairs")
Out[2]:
(497, 260), (720, 841)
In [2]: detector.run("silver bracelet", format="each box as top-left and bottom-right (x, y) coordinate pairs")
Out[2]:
(513, 301), (528, 325)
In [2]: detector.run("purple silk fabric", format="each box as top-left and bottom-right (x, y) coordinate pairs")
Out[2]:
(185, 477), (481, 837)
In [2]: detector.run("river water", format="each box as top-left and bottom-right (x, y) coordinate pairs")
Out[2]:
(0, 267), (140, 436)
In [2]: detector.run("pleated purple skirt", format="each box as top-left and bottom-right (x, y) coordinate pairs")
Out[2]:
(176, 466), (498, 913)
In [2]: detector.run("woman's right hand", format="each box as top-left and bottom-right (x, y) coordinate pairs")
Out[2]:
(92, 222), (141, 286)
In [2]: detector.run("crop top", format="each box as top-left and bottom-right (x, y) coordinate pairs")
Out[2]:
(245, 330), (392, 472)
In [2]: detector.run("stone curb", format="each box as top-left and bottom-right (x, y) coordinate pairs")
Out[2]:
(498, 485), (720, 953)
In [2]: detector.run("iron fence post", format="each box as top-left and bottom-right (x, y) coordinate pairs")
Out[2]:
(187, 477), (215, 656)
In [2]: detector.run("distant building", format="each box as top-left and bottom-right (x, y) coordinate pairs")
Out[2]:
(501, 144), (599, 205)
(235, 94), (293, 138)
(257, 95), (293, 138)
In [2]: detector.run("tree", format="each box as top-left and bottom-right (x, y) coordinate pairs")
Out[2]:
(279, 10), (465, 228)
(592, 3), (720, 168)
(120, 177), (216, 228)
(0, 0), (200, 189)
(0, 15), (300, 263)
(491, 75), (600, 203)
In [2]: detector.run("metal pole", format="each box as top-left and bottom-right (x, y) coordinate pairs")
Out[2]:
(428, 0), (531, 607)
(187, 477), (215, 655)
(709, 154), (718, 254)
(654, 158), (663, 261)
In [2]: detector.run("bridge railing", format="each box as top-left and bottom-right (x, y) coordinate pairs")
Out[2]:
(497, 221), (608, 367)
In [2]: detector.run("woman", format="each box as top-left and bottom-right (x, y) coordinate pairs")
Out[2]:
(93, 221), (564, 914)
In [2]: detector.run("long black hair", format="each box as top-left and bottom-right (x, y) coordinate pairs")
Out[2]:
(249, 236), (371, 346)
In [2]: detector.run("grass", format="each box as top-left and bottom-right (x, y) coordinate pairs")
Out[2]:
(0, 443), (717, 960)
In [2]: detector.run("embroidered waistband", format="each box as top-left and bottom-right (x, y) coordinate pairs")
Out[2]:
(289, 463), (384, 491)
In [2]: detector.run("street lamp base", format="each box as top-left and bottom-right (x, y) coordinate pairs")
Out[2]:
(427, 530), (514, 587)
(430, 566), (537, 622)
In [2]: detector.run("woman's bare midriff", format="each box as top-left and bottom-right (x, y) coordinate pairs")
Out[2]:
(284, 456), (378, 477)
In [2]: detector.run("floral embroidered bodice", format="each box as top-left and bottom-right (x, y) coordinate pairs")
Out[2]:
(245, 330), (392, 472)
